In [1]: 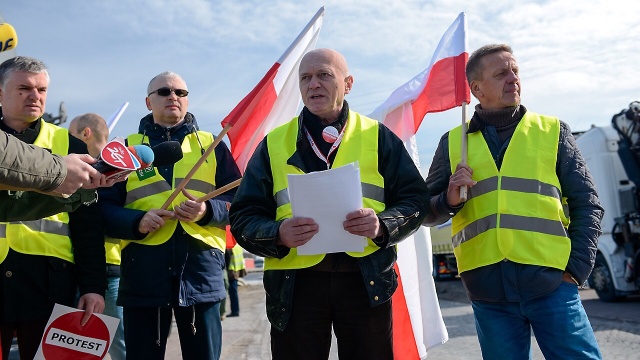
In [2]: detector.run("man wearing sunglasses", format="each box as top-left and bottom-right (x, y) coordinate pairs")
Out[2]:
(98, 71), (241, 360)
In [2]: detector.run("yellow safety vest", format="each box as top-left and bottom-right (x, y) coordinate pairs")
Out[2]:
(448, 112), (570, 273)
(228, 244), (245, 271)
(265, 111), (385, 270)
(0, 120), (73, 263)
(105, 238), (121, 265)
(119, 133), (226, 250)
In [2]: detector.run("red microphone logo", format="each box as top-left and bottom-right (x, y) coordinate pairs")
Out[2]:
(99, 141), (140, 172)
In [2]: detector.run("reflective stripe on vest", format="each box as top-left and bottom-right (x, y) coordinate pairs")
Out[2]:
(265, 111), (385, 270)
(118, 133), (226, 251)
(448, 112), (570, 273)
(0, 120), (73, 263)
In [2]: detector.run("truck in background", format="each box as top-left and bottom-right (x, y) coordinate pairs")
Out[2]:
(430, 220), (458, 281)
(580, 101), (640, 301)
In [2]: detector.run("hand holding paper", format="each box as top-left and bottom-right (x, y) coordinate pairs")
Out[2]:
(343, 208), (382, 239)
(288, 163), (366, 255)
(278, 217), (319, 248)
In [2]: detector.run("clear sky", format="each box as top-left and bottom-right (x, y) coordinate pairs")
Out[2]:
(2, 1), (639, 172)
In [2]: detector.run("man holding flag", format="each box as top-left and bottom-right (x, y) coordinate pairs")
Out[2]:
(229, 48), (429, 359)
(98, 71), (241, 360)
(424, 44), (603, 359)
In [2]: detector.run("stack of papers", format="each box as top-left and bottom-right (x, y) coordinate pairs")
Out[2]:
(288, 163), (366, 255)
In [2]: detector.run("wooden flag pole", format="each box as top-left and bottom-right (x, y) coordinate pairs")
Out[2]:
(459, 102), (468, 202)
(161, 123), (233, 210)
(196, 178), (242, 203)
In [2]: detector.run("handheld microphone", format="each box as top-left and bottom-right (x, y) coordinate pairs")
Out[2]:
(149, 141), (184, 167)
(93, 141), (154, 180)
(0, 23), (17, 53)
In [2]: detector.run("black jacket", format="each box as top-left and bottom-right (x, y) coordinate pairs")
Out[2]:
(229, 108), (430, 330)
(0, 118), (106, 323)
(424, 107), (604, 302)
(98, 113), (241, 307)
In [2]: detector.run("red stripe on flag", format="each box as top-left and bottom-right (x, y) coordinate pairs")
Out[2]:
(392, 263), (420, 359)
(222, 63), (280, 162)
(411, 52), (470, 130)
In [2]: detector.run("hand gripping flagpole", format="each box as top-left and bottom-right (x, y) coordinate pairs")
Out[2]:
(459, 102), (468, 202)
(161, 124), (232, 210)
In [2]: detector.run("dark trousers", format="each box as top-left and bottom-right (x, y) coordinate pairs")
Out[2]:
(228, 279), (239, 315)
(270, 270), (393, 360)
(123, 302), (222, 360)
(0, 319), (48, 360)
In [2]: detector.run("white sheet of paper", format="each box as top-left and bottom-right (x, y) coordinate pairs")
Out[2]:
(288, 162), (366, 255)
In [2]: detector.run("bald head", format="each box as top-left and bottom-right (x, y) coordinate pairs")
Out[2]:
(299, 48), (354, 124)
(69, 113), (109, 158)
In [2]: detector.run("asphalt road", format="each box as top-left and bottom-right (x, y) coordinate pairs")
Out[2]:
(14, 272), (640, 359)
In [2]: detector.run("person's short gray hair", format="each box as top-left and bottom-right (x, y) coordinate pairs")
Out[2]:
(0, 56), (50, 89)
(465, 44), (513, 84)
(147, 71), (184, 95)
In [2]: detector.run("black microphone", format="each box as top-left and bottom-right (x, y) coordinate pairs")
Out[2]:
(148, 141), (183, 167)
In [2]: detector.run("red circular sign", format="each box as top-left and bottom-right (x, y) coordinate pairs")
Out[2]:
(42, 312), (110, 359)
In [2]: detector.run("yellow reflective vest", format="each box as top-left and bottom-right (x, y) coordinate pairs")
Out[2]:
(228, 244), (245, 271)
(120, 133), (226, 250)
(0, 120), (74, 263)
(105, 238), (121, 265)
(448, 112), (571, 273)
(265, 112), (385, 270)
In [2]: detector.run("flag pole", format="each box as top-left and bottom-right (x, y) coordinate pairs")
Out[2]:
(161, 123), (233, 210)
(459, 102), (468, 201)
(196, 178), (242, 203)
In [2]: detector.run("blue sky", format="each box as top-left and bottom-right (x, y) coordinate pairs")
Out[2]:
(2, 1), (639, 172)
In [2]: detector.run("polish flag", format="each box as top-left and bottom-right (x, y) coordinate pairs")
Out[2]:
(221, 7), (325, 174)
(368, 12), (470, 359)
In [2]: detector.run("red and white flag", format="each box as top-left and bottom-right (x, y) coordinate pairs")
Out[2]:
(368, 12), (470, 359)
(221, 7), (325, 174)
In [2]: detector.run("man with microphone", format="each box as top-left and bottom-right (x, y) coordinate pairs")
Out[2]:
(98, 71), (241, 360)
(0, 56), (106, 360)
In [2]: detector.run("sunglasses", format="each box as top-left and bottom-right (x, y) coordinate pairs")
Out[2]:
(148, 87), (189, 97)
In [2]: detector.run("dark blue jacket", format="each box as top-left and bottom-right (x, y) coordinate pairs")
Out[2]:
(98, 113), (241, 307)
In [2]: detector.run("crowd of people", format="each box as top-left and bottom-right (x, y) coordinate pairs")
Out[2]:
(0, 43), (604, 360)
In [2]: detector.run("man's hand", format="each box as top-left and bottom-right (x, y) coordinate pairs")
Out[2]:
(174, 189), (207, 222)
(52, 154), (102, 195)
(344, 208), (381, 239)
(76, 293), (105, 326)
(447, 163), (476, 207)
(138, 208), (175, 234)
(277, 217), (319, 248)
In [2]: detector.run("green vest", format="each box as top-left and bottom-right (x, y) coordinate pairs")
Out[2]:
(0, 120), (73, 263)
(448, 112), (570, 273)
(120, 133), (226, 250)
(265, 111), (385, 270)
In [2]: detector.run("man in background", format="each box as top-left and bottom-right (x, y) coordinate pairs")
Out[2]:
(68, 112), (109, 158)
(69, 112), (126, 360)
(224, 244), (246, 318)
